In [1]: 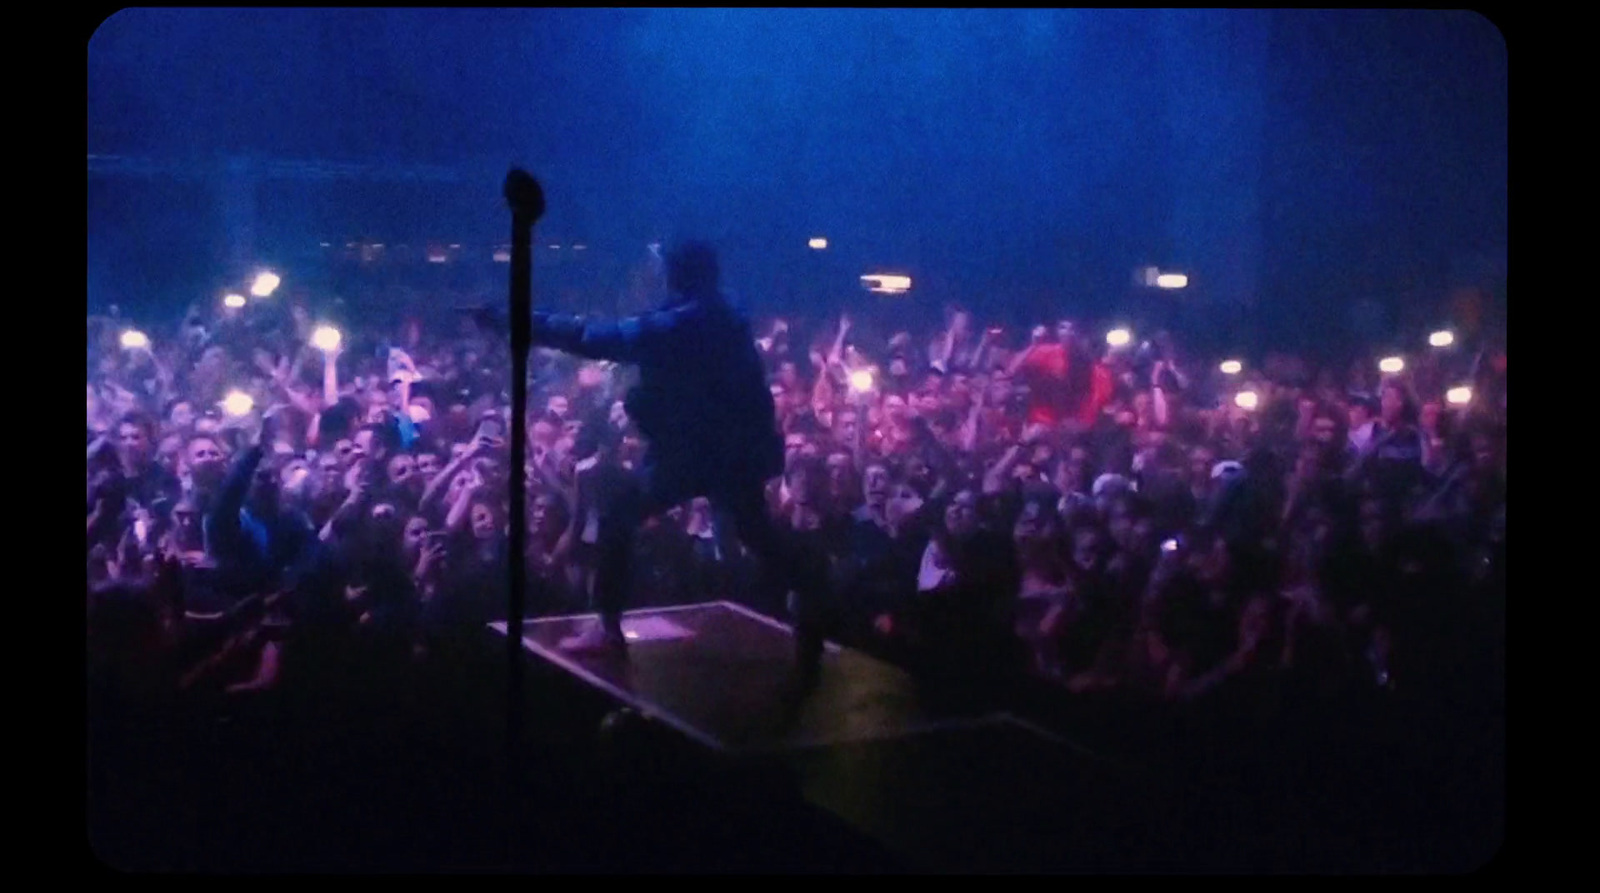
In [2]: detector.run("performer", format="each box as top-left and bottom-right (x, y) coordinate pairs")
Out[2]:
(520, 242), (828, 689)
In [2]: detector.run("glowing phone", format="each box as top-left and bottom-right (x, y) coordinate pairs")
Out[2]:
(475, 414), (505, 443)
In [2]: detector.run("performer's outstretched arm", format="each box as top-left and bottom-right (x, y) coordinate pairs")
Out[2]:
(531, 304), (705, 364)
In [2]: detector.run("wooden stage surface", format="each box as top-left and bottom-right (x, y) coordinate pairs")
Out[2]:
(491, 601), (1178, 872)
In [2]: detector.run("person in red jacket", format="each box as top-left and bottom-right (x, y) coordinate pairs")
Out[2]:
(1077, 357), (1115, 428)
(1013, 321), (1115, 429)
(1013, 322), (1075, 428)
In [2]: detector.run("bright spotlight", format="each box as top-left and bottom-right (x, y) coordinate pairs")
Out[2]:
(221, 390), (255, 417)
(1234, 391), (1259, 411)
(311, 325), (343, 352)
(1155, 273), (1189, 289)
(1429, 330), (1455, 348)
(1446, 386), (1473, 406)
(249, 271), (281, 298)
(848, 369), (875, 393)
(809, 237), (828, 250)
(861, 273), (911, 294)
(119, 330), (150, 351)
(1219, 359), (1243, 375)
(1379, 356), (1405, 374)
(1106, 328), (1132, 348)
(223, 293), (247, 309)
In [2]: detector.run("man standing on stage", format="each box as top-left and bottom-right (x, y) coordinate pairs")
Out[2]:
(524, 242), (828, 690)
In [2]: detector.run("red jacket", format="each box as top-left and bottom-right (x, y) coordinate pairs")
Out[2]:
(1076, 363), (1114, 427)
(1021, 344), (1071, 426)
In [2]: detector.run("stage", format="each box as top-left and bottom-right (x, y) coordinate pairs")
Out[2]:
(86, 598), (1487, 871)
(492, 601), (1186, 872)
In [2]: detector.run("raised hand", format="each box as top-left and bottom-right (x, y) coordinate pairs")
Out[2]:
(1150, 360), (1167, 386)
(257, 405), (283, 447)
(343, 460), (371, 501)
(416, 537), (448, 580)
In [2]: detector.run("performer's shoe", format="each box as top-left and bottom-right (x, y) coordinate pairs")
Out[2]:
(558, 620), (628, 656)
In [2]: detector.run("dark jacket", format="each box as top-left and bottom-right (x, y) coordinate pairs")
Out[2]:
(203, 445), (318, 595)
(530, 292), (783, 502)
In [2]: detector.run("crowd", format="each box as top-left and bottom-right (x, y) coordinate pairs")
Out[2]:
(86, 287), (1506, 738)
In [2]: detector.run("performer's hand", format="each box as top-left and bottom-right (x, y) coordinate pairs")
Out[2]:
(873, 614), (895, 636)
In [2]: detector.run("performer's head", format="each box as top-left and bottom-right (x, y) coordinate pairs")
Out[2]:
(666, 241), (720, 298)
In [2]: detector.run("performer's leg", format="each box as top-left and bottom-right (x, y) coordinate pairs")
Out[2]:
(713, 486), (829, 687)
(560, 471), (663, 652)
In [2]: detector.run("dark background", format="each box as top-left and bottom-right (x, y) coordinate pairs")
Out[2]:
(87, 9), (1506, 356)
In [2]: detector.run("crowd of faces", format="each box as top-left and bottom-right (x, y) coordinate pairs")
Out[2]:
(86, 298), (1506, 709)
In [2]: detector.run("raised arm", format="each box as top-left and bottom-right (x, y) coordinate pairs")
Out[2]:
(419, 438), (486, 511)
(982, 442), (1026, 496)
(931, 323), (956, 374)
(213, 409), (278, 528)
(982, 424), (1043, 495)
(966, 327), (995, 374)
(319, 465), (371, 544)
(828, 314), (851, 367)
(810, 367), (836, 416)
(531, 302), (706, 364)
(444, 477), (482, 533)
(322, 346), (341, 408)
(959, 389), (986, 453)
(1294, 398), (1318, 443)
(1150, 367), (1172, 430)
(261, 351), (323, 421)
(1007, 342), (1037, 378)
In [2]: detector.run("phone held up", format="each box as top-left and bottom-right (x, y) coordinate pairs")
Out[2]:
(475, 412), (505, 445)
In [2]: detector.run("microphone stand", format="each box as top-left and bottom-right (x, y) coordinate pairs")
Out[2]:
(503, 169), (545, 846)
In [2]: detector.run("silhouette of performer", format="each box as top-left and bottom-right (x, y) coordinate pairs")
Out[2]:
(527, 242), (827, 689)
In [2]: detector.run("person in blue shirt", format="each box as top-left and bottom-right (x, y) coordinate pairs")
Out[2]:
(520, 242), (829, 690)
(203, 411), (318, 601)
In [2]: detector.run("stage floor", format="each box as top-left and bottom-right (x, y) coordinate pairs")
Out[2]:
(493, 600), (997, 754)
(492, 601), (1170, 871)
